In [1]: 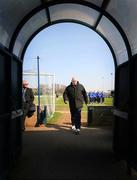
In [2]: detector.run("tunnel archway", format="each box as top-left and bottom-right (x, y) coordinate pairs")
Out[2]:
(8, 1), (131, 65)
(1, 1), (137, 179)
(23, 22), (115, 129)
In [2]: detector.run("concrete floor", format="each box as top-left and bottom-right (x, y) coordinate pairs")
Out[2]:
(9, 125), (136, 180)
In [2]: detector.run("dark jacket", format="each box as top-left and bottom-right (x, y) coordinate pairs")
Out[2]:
(24, 88), (34, 105)
(63, 82), (88, 109)
(23, 88), (34, 111)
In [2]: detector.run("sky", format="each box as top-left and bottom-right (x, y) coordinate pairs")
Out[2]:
(23, 22), (115, 92)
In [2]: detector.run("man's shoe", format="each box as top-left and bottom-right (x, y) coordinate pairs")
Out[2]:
(72, 125), (76, 130)
(75, 129), (80, 135)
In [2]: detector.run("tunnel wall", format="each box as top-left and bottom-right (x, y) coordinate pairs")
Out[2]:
(113, 54), (137, 171)
(130, 54), (137, 170)
(0, 46), (22, 180)
(113, 61), (129, 160)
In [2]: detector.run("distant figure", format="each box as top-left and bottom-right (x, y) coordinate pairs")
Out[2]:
(88, 91), (92, 103)
(88, 91), (95, 103)
(22, 80), (35, 131)
(96, 91), (100, 103)
(63, 77), (88, 134)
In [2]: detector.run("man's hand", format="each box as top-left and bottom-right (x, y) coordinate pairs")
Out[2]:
(64, 101), (67, 104)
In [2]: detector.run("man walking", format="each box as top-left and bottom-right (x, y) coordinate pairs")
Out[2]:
(22, 80), (35, 131)
(63, 77), (88, 134)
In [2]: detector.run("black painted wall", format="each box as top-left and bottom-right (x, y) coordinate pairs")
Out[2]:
(0, 48), (22, 180)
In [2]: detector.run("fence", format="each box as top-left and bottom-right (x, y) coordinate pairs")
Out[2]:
(23, 72), (55, 118)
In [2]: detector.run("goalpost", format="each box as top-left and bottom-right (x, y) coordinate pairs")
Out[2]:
(23, 72), (55, 119)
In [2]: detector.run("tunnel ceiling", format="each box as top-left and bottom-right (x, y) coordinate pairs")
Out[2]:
(0, 0), (136, 66)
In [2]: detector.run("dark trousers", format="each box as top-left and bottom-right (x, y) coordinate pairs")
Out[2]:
(70, 108), (81, 129)
(22, 103), (29, 130)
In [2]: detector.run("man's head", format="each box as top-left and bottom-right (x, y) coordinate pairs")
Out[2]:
(71, 77), (78, 86)
(23, 80), (29, 88)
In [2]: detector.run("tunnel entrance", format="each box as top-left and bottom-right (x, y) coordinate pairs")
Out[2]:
(22, 22), (115, 131)
(1, 1), (137, 179)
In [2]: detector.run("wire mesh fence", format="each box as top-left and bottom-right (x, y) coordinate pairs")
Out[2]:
(23, 72), (55, 118)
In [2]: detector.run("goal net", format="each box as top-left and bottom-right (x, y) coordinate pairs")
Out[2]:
(23, 72), (55, 118)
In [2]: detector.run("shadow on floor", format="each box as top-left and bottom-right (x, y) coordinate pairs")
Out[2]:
(9, 126), (136, 180)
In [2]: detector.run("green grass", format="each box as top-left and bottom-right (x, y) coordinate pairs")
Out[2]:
(104, 97), (113, 106)
(55, 96), (113, 111)
(55, 96), (69, 111)
(43, 96), (113, 124)
(34, 95), (113, 110)
(47, 112), (62, 124)
(87, 98), (113, 107)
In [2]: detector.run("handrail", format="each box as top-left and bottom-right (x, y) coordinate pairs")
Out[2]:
(11, 109), (23, 119)
(0, 109), (23, 120)
(113, 109), (128, 120)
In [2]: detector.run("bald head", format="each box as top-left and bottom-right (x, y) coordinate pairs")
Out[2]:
(71, 77), (78, 86)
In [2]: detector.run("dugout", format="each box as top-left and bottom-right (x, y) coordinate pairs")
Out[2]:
(0, 0), (137, 179)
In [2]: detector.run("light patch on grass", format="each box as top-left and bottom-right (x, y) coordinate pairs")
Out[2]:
(47, 112), (62, 124)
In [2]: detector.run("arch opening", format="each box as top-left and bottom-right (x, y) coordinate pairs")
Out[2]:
(23, 22), (115, 129)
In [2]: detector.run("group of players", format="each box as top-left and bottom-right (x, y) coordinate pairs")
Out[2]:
(88, 91), (105, 104)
